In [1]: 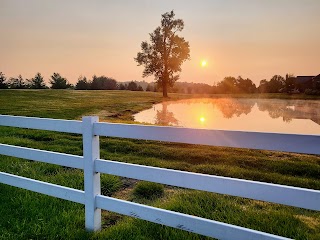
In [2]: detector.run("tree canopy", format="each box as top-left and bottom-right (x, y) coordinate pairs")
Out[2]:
(135, 10), (190, 97)
(214, 76), (256, 94)
(258, 75), (285, 93)
(0, 72), (8, 89)
(91, 76), (117, 90)
(50, 73), (72, 89)
(8, 75), (27, 89)
(75, 76), (91, 90)
(29, 73), (47, 89)
(127, 81), (138, 91)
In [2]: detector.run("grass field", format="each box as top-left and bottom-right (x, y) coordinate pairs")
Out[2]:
(0, 90), (320, 240)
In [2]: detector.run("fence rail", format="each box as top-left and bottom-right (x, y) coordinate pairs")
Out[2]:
(0, 114), (319, 240)
(0, 114), (82, 134)
(95, 159), (320, 211)
(0, 172), (85, 204)
(94, 121), (320, 155)
(0, 143), (83, 169)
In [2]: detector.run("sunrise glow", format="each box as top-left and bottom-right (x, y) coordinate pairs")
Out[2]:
(1, 2), (319, 84)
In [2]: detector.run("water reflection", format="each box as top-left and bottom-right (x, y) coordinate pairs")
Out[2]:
(257, 99), (320, 125)
(213, 98), (255, 118)
(155, 102), (178, 126)
(134, 98), (320, 134)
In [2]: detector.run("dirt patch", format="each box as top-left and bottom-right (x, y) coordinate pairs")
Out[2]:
(295, 215), (320, 230)
(101, 211), (123, 228)
(112, 178), (139, 200)
(95, 110), (116, 118)
(95, 109), (135, 121)
(101, 178), (140, 227)
(250, 200), (272, 207)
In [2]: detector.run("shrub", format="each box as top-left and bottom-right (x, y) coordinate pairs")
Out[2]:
(133, 181), (164, 199)
(101, 175), (122, 196)
(305, 89), (320, 95)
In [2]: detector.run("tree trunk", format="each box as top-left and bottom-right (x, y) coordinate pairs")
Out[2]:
(162, 68), (169, 97)
(163, 81), (168, 97)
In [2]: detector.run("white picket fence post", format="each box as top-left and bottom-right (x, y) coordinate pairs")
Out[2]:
(83, 116), (101, 231)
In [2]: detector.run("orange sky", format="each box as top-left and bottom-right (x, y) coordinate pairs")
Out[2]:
(1, 0), (319, 85)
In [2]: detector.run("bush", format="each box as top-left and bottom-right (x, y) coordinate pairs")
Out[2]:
(101, 174), (122, 196)
(305, 89), (320, 95)
(133, 181), (164, 199)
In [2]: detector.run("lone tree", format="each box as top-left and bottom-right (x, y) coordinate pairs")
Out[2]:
(135, 10), (190, 97)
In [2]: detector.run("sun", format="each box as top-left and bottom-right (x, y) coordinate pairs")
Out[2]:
(201, 60), (207, 67)
(200, 117), (206, 123)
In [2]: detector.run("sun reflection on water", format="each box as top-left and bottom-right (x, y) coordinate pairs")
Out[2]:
(134, 98), (320, 134)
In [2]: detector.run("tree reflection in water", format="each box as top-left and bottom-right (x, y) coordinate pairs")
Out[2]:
(212, 98), (255, 119)
(257, 99), (320, 124)
(135, 98), (320, 133)
(155, 102), (178, 126)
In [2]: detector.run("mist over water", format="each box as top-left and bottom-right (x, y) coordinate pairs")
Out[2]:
(134, 98), (320, 135)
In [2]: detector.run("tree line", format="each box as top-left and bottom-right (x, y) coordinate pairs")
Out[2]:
(1, 71), (319, 95)
(76, 76), (144, 91)
(0, 72), (71, 90)
(167, 74), (319, 95)
(0, 72), (144, 91)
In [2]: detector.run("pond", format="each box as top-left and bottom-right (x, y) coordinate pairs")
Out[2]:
(133, 98), (320, 135)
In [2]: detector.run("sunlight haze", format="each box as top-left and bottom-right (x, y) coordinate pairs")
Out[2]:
(1, 0), (319, 85)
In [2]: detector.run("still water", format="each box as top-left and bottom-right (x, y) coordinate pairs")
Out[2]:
(134, 98), (320, 135)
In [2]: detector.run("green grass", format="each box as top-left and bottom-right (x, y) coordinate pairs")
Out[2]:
(0, 90), (320, 239)
(132, 181), (164, 200)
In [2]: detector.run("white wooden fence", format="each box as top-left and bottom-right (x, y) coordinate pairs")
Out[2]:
(0, 114), (319, 240)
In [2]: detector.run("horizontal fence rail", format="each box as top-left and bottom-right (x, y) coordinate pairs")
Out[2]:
(95, 159), (320, 211)
(0, 114), (319, 240)
(0, 172), (85, 204)
(0, 143), (83, 169)
(0, 115), (82, 134)
(96, 195), (290, 240)
(94, 122), (320, 155)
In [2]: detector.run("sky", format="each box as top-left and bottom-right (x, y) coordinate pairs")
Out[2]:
(0, 0), (320, 85)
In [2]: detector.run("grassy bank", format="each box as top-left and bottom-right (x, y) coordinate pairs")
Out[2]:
(0, 90), (320, 239)
(1, 90), (320, 121)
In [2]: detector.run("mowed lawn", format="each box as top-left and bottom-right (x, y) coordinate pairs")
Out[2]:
(0, 90), (320, 240)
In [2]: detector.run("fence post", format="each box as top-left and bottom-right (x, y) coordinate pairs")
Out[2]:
(83, 116), (101, 231)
